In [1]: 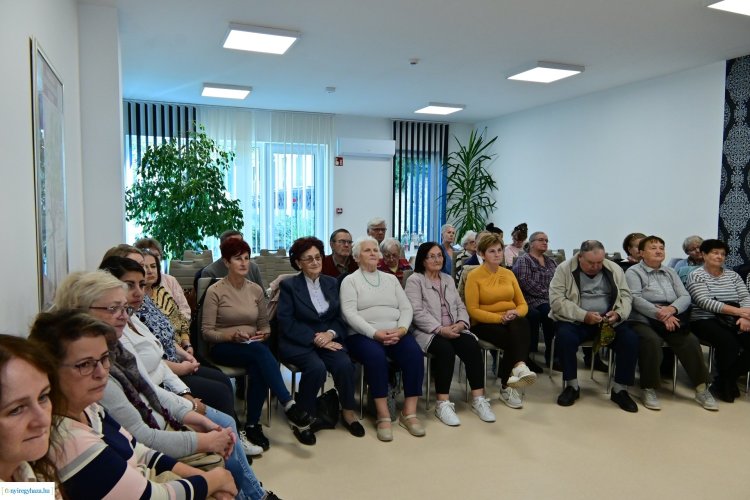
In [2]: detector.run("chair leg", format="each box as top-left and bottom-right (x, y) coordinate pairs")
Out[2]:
(359, 366), (365, 420)
(266, 387), (272, 427)
(549, 335), (557, 384)
(481, 349), (488, 394)
(672, 352), (678, 395)
(708, 346), (714, 373)
(606, 348), (614, 394)
(424, 356), (431, 411)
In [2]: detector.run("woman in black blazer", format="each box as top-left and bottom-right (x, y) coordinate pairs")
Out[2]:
(277, 237), (365, 445)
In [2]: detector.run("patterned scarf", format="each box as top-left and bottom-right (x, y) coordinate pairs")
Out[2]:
(108, 340), (184, 431)
(136, 295), (179, 362)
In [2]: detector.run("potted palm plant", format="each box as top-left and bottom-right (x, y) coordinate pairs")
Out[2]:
(444, 129), (499, 238)
(126, 126), (244, 259)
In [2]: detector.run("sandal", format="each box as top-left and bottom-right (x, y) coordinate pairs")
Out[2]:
(398, 413), (426, 437)
(375, 417), (393, 442)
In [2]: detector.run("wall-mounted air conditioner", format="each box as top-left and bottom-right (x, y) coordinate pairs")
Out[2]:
(337, 137), (395, 159)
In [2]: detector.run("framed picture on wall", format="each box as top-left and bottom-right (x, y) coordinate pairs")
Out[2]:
(31, 38), (68, 310)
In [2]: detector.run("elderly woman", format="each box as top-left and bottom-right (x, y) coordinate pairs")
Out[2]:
(202, 238), (313, 450)
(377, 237), (412, 280)
(405, 242), (495, 426)
(504, 223), (527, 267)
(453, 230), (477, 285)
(675, 235), (704, 284)
(0, 335), (61, 494)
(28, 312), (239, 500)
(512, 231), (556, 372)
(277, 237), (364, 445)
(625, 236), (716, 411)
(341, 237), (424, 441)
(51, 270), (272, 499)
(687, 239), (750, 403)
(465, 232), (537, 409)
(619, 232), (646, 271)
(135, 237), (192, 319)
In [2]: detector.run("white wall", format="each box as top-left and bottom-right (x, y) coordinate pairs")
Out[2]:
(477, 62), (726, 261)
(0, 0), (84, 335)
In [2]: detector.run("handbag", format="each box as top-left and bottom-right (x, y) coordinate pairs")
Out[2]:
(315, 388), (340, 429)
(177, 452), (225, 472)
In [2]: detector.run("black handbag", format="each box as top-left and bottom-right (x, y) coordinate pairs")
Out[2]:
(315, 388), (340, 429)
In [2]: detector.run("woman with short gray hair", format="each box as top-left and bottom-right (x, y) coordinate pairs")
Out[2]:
(377, 237), (412, 280)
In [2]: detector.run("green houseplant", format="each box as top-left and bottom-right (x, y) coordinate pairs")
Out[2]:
(126, 126), (244, 259)
(444, 129), (499, 238)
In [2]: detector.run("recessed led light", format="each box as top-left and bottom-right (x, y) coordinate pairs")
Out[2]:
(507, 62), (585, 83)
(707, 0), (750, 17)
(414, 102), (465, 115)
(202, 83), (252, 100)
(223, 23), (300, 55)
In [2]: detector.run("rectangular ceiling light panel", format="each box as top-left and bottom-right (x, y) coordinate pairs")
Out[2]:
(508, 62), (585, 83)
(707, 0), (750, 16)
(223, 24), (299, 54)
(414, 102), (465, 115)
(202, 83), (252, 100)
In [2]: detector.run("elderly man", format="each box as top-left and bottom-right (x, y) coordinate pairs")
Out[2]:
(200, 230), (264, 289)
(366, 217), (388, 244)
(549, 240), (639, 412)
(322, 228), (358, 278)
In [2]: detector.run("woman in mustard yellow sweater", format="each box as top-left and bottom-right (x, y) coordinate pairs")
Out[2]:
(465, 233), (537, 409)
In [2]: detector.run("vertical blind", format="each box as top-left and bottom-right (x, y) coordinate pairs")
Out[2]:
(392, 120), (449, 247)
(123, 100), (197, 169)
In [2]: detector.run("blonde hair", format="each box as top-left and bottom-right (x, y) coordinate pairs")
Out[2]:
(53, 270), (126, 310)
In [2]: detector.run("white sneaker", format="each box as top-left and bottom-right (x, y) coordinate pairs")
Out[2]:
(642, 388), (661, 411)
(499, 386), (523, 409)
(239, 430), (263, 456)
(434, 400), (461, 426)
(506, 363), (538, 388)
(695, 389), (719, 411)
(471, 396), (496, 422)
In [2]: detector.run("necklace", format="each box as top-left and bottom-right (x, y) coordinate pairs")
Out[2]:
(361, 270), (381, 287)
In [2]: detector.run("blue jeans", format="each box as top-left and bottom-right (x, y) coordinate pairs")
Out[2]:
(206, 407), (265, 500)
(346, 334), (424, 399)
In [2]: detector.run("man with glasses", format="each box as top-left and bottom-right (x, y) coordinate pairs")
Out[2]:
(366, 217), (388, 244)
(322, 228), (358, 278)
(549, 240), (639, 412)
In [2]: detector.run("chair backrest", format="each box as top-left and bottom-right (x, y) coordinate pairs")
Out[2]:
(182, 250), (213, 267)
(457, 264), (479, 302)
(190, 277), (221, 365)
(253, 254), (296, 290)
(605, 252), (622, 262)
(400, 269), (413, 288)
(545, 249), (567, 265)
(667, 257), (681, 269)
(259, 248), (287, 257)
(168, 260), (204, 289)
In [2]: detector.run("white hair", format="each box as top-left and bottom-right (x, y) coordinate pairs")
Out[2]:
(366, 217), (386, 230)
(379, 237), (401, 256)
(352, 236), (381, 261)
(460, 230), (477, 247)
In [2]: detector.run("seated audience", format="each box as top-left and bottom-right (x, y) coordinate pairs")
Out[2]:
(321, 228), (358, 278)
(405, 242), (495, 426)
(676, 235), (704, 284)
(277, 237), (363, 445)
(366, 217), (388, 244)
(453, 230), (477, 285)
(378, 237), (412, 280)
(340, 237), (424, 442)
(462, 230), (489, 268)
(619, 232), (646, 271)
(143, 249), (192, 351)
(625, 236), (717, 411)
(504, 223), (527, 267)
(512, 231), (556, 371)
(439, 224), (458, 275)
(0, 335), (61, 495)
(28, 312), (241, 500)
(134, 237), (191, 319)
(51, 271), (269, 498)
(465, 233), (537, 409)
(686, 239), (750, 403)
(201, 230), (264, 290)
(201, 238), (314, 450)
(550, 240), (639, 412)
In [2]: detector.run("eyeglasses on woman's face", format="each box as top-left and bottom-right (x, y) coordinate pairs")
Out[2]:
(298, 254), (322, 264)
(61, 353), (111, 376)
(89, 304), (134, 317)
(426, 252), (444, 261)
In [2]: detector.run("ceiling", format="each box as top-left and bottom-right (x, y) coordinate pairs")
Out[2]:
(98, 0), (750, 124)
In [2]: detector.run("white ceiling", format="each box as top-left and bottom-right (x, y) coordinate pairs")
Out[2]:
(102, 0), (750, 124)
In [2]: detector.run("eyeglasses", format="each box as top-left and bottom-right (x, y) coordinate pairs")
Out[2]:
(334, 239), (353, 245)
(534, 238), (549, 243)
(426, 253), (444, 261)
(90, 305), (134, 316)
(369, 227), (387, 232)
(61, 354), (111, 376)
(298, 255), (323, 264)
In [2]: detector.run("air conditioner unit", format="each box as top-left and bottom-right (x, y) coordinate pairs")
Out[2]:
(337, 137), (395, 159)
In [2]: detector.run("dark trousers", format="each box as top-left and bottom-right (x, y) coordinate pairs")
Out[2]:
(346, 334), (424, 399)
(181, 366), (238, 424)
(281, 348), (357, 415)
(691, 319), (750, 383)
(427, 334), (485, 394)
(526, 303), (555, 361)
(472, 317), (530, 385)
(211, 341), (292, 425)
(630, 322), (710, 389)
(556, 321), (638, 385)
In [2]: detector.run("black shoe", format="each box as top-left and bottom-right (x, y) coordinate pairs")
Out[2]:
(526, 358), (544, 374)
(610, 390), (638, 413)
(710, 381), (735, 403)
(265, 491), (281, 500)
(342, 417), (366, 437)
(285, 403), (314, 430)
(245, 424), (270, 451)
(293, 427), (316, 446)
(557, 386), (580, 407)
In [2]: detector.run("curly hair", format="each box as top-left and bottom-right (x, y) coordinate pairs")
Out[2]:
(289, 237), (325, 271)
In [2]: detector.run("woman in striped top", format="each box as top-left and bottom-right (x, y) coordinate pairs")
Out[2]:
(686, 239), (750, 403)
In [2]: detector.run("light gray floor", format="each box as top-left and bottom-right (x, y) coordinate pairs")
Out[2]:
(245, 352), (748, 500)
